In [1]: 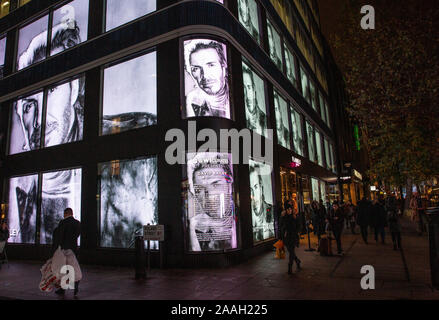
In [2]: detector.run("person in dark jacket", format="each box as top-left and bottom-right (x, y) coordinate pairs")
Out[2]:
(52, 208), (81, 296)
(371, 199), (387, 244)
(357, 197), (372, 244)
(386, 196), (402, 250)
(0, 221), (9, 242)
(281, 206), (301, 274)
(327, 202), (344, 255)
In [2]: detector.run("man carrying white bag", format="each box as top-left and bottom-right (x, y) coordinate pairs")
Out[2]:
(39, 208), (82, 296)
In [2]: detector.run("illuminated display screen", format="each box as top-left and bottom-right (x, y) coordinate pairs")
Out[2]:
(45, 76), (85, 147)
(309, 81), (317, 111)
(311, 178), (320, 202)
(40, 168), (82, 245)
(306, 122), (316, 162)
(7, 174), (38, 244)
(185, 152), (237, 252)
(243, 61), (268, 137)
(249, 159), (274, 243)
(105, 0), (156, 31)
(9, 91), (44, 155)
(324, 138), (330, 169)
(0, 36), (5, 78)
(284, 44), (296, 86)
(274, 90), (290, 150)
(99, 157), (158, 249)
(320, 180), (327, 203)
(102, 51), (157, 135)
(319, 93), (326, 123)
(300, 67), (311, 104)
(267, 19), (282, 70)
(291, 108), (304, 156)
(183, 39), (230, 119)
(315, 130), (323, 167)
(238, 0), (260, 43)
(51, 0), (89, 56)
(17, 15), (48, 71)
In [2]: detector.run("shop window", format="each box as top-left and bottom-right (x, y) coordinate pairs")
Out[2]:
(238, 0), (260, 44)
(284, 44), (297, 88)
(306, 121), (316, 162)
(40, 168), (82, 244)
(300, 66), (311, 104)
(273, 90), (290, 150)
(280, 168), (298, 209)
(105, 0), (156, 32)
(16, 0), (89, 71)
(0, 36), (5, 78)
(183, 152), (237, 252)
(7, 174), (39, 244)
(315, 129), (323, 167)
(267, 19), (283, 70)
(319, 180), (327, 204)
(291, 108), (304, 156)
(45, 76), (85, 148)
(249, 159), (275, 243)
(242, 61), (269, 138)
(101, 51), (157, 135)
(183, 38), (231, 119)
(98, 157), (158, 249)
(301, 175), (311, 205)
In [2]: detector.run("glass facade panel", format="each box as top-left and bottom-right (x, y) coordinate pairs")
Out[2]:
(105, 0), (156, 31)
(102, 51), (157, 135)
(274, 90), (290, 150)
(238, 0), (260, 43)
(243, 61), (268, 138)
(311, 177), (319, 202)
(0, 0), (10, 18)
(300, 67), (311, 104)
(324, 138), (330, 170)
(0, 36), (5, 78)
(315, 130), (323, 167)
(267, 19), (283, 70)
(291, 108), (304, 156)
(306, 121), (315, 162)
(284, 44), (297, 87)
(309, 80), (317, 111)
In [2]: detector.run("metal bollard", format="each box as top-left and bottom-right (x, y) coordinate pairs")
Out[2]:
(426, 207), (439, 289)
(134, 235), (146, 280)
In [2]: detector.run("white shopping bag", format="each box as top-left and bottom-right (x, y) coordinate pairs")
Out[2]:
(51, 246), (67, 280)
(39, 259), (59, 292)
(63, 249), (83, 282)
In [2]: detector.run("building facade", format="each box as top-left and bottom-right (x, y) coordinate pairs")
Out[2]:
(0, 0), (361, 267)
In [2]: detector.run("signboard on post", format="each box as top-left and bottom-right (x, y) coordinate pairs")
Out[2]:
(143, 224), (164, 241)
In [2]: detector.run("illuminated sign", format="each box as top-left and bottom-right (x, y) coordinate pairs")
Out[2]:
(370, 186), (377, 191)
(353, 169), (363, 181)
(289, 156), (302, 168)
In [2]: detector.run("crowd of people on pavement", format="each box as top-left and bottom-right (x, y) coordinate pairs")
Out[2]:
(277, 191), (429, 275)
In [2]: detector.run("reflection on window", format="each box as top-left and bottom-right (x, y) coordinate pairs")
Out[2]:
(102, 51), (157, 135)
(105, 0), (156, 32)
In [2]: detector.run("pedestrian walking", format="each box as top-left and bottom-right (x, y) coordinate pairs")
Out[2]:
(357, 197), (372, 244)
(327, 201), (344, 255)
(371, 198), (387, 244)
(280, 206), (301, 274)
(386, 196), (402, 250)
(52, 208), (81, 296)
(415, 193), (427, 236)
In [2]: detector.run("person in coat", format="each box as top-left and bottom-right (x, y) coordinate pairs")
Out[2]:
(371, 198), (387, 244)
(281, 206), (302, 274)
(386, 196), (402, 250)
(327, 201), (345, 255)
(52, 208), (81, 296)
(356, 197), (372, 244)
(0, 221), (9, 242)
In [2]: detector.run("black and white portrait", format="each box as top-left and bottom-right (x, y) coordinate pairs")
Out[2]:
(311, 178), (320, 202)
(99, 157), (158, 249)
(50, 0), (89, 56)
(183, 39), (230, 119)
(309, 81), (317, 111)
(249, 159), (274, 243)
(7, 174), (38, 244)
(274, 90), (290, 150)
(324, 138), (331, 170)
(291, 108), (304, 156)
(40, 168), (82, 244)
(315, 130), (323, 166)
(105, 0), (156, 32)
(238, 0), (260, 43)
(45, 76), (85, 148)
(0, 36), (5, 78)
(284, 44), (296, 86)
(300, 67), (311, 104)
(306, 122), (316, 162)
(102, 52), (157, 135)
(17, 15), (48, 71)
(9, 91), (44, 155)
(267, 20), (282, 70)
(186, 152), (237, 252)
(242, 62), (268, 137)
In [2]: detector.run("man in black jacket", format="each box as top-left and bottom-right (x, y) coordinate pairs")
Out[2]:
(52, 208), (81, 296)
(281, 207), (301, 274)
(357, 197), (372, 244)
(328, 202), (345, 255)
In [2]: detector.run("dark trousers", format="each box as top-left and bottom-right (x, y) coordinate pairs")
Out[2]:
(360, 226), (369, 243)
(391, 232), (402, 248)
(286, 244), (301, 267)
(374, 226), (385, 243)
(350, 221), (356, 234)
(332, 227), (343, 253)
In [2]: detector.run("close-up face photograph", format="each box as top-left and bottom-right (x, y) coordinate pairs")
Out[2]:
(0, 0), (438, 314)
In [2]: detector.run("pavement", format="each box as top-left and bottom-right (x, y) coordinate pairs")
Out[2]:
(0, 217), (438, 300)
